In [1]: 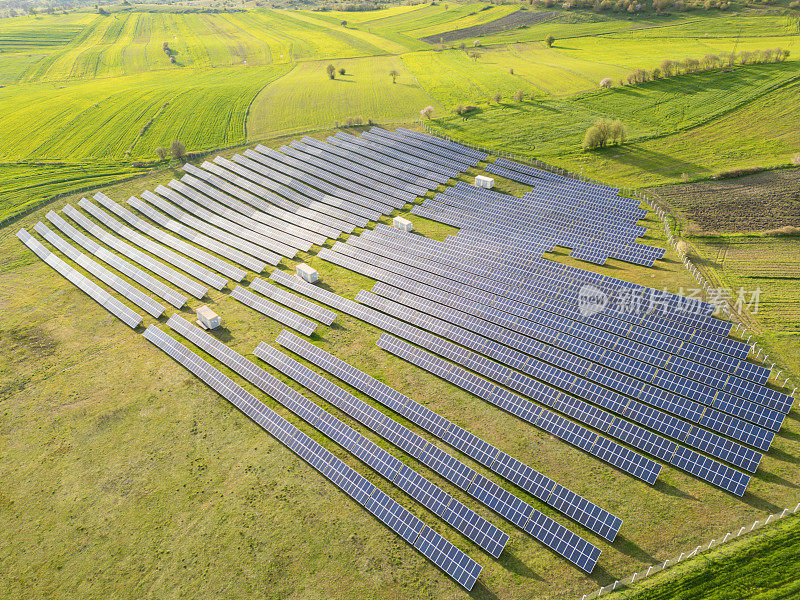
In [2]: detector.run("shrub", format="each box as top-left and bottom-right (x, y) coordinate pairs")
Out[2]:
(492, 92), (502, 103)
(454, 104), (478, 116)
(583, 118), (626, 150)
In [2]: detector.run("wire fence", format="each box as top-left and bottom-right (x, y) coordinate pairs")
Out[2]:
(578, 501), (800, 600)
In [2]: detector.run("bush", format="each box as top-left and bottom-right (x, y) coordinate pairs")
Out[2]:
(492, 93), (502, 103)
(454, 104), (478, 116)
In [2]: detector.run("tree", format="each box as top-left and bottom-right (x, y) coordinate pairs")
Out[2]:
(420, 106), (434, 119)
(660, 59), (675, 77)
(338, 67), (346, 75)
(326, 64), (336, 79)
(651, 67), (661, 80)
(468, 51), (480, 62)
(513, 89), (525, 102)
(492, 92), (502, 104)
(509, 67), (514, 75)
(544, 34), (555, 47)
(389, 69), (399, 84)
(582, 118), (620, 150)
(599, 77), (612, 88)
(155, 147), (168, 160)
(459, 41), (466, 50)
(473, 40), (481, 47)
(610, 119), (627, 145)
(170, 141), (186, 162)
(340, 20), (347, 27)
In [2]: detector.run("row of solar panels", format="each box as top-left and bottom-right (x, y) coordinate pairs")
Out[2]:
(270, 267), (752, 497)
(319, 237), (786, 432)
(365, 224), (745, 361)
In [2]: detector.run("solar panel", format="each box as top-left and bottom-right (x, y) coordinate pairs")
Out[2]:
(48, 209), (188, 309)
(230, 286), (317, 336)
(249, 278), (337, 325)
(142, 323), (482, 590)
(268, 331), (603, 570)
(17, 228), (142, 329)
(413, 525), (483, 590)
(126, 196), (267, 273)
(165, 315), (507, 559)
(33, 222), (165, 319)
(93, 192), (240, 283)
(66, 200), (206, 300)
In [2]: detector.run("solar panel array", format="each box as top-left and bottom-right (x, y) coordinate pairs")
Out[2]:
(17, 228), (142, 328)
(143, 323), (482, 590)
(268, 331), (603, 572)
(230, 286), (318, 336)
(46, 209), (189, 309)
(250, 278), (337, 325)
(271, 329), (622, 543)
(33, 221), (165, 319)
(269, 268), (660, 484)
(166, 313), (509, 558)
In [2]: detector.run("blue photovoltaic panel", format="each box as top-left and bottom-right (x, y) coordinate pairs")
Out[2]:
(269, 331), (602, 570)
(414, 525), (483, 591)
(142, 323), (482, 590)
(279, 330), (621, 543)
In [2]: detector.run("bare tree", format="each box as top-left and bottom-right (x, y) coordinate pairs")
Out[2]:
(513, 89), (525, 102)
(468, 51), (480, 62)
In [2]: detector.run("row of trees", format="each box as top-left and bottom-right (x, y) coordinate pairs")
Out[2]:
(604, 48), (791, 88)
(324, 65), (400, 84)
(532, 0), (736, 12)
(582, 119), (627, 150)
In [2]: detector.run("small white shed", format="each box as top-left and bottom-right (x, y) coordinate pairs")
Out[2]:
(475, 175), (494, 189)
(196, 305), (221, 330)
(393, 216), (413, 232)
(296, 263), (319, 283)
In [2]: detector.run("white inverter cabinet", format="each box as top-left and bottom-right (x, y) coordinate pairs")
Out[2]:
(393, 216), (413, 232)
(196, 305), (221, 330)
(475, 175), (494, 189)
(296, 263), (319, 283)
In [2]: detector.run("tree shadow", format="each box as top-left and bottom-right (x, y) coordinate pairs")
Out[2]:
(496, 549), (543, 580)
(602, 145), (711, 178)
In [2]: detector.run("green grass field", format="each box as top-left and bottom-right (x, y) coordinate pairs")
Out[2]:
(1, 7), (800, 597)
(2, 150), (800, 600)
